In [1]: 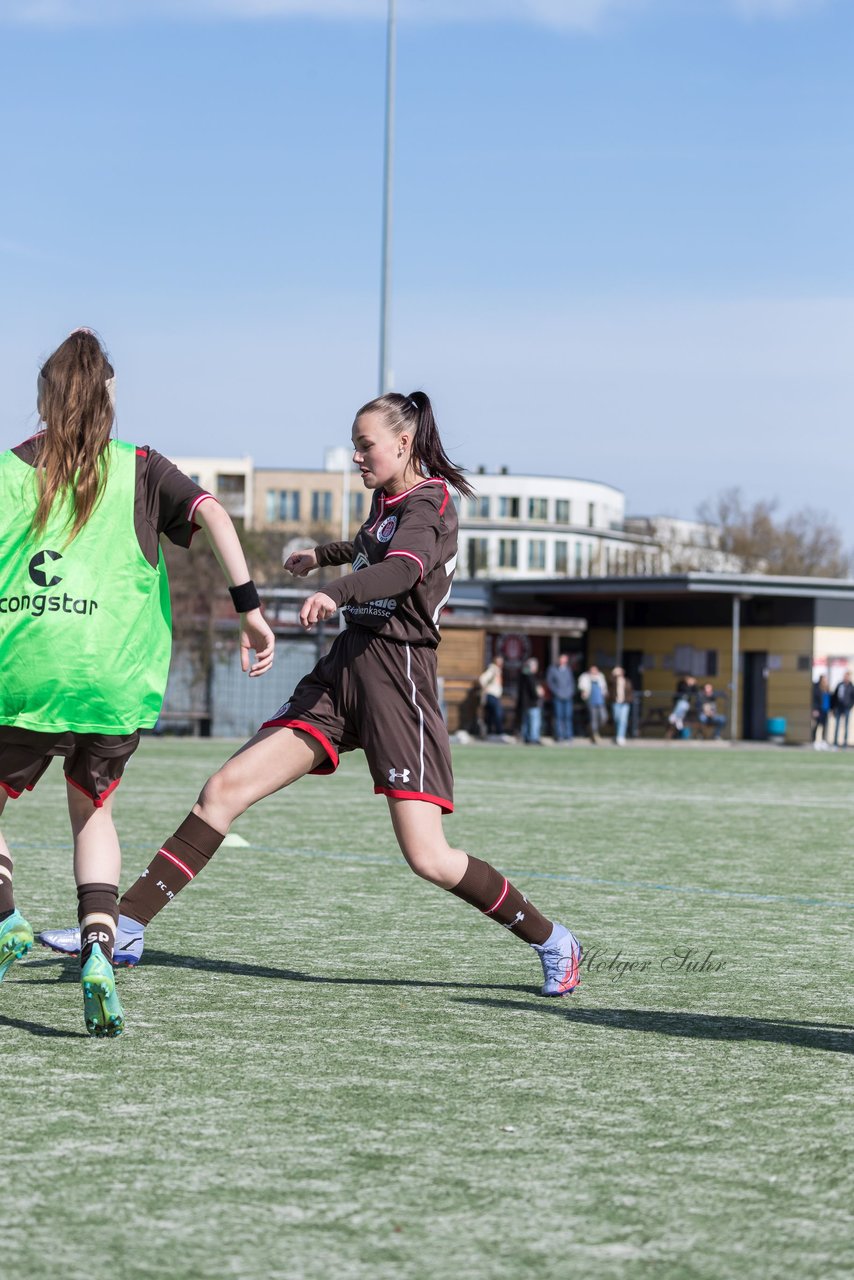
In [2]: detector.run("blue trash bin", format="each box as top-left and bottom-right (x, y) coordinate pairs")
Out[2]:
(766, 716), (786, 742)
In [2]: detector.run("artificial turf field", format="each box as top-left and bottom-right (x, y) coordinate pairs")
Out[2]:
(2, 738), (852, 1280)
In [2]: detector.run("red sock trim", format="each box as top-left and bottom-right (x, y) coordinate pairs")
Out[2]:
(485, 878), (509, 915)
(159, 848), (195, 880)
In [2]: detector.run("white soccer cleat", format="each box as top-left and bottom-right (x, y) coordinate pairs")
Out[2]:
(37, 917), (144, 967)
(37, 925), (81, 956)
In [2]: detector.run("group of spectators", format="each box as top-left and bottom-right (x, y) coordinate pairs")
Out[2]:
(477, 654), (634, 746)
(812, 670), (854, 750)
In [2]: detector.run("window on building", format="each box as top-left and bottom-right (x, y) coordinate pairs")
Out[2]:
(588, 502), (596, 527)
(311, 490), (333, 523)
(280, 491), (300, 521)
(528, 497), (548, 521)
(498, 496), (520, 519)
(555, 541), (568, 574)
(266, 489), (300, 522)
(350, 491), (364, 522)
(467, 538), (489, 576)
(574, 541), (583, 576)
(467, 496), (490, 518)
(555, 499), (570, 524)
(528, 539), (546, 570)
(498, 538), (518, 568)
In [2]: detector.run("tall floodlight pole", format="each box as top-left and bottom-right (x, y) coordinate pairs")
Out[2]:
(378, 0), (397, 395)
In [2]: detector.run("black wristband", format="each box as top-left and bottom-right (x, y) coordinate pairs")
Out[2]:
(229, 580), (261, 613)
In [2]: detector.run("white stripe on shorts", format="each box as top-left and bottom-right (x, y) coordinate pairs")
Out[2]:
(404, 644), (426, 793)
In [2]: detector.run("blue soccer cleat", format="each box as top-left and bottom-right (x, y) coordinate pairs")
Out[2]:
(0, 910), (34, 982)
(81, 943), (125, 1038)
(532, 924), (582, 997)
(113, 915), (144, 968)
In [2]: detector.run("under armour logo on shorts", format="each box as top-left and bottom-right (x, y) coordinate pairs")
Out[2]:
(388, 767), (411, 783)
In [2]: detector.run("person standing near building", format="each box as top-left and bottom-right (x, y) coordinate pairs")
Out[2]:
(478, 653), (505, 737)
(832, 671), (854, 748)
(516, 657), (546, 745)
(812, 674), (832, 750)
(546, 653), (575, 743)
(0, 328), (274, 1036)
(608, 666), (634, 745)
(579, 664), (608, 744)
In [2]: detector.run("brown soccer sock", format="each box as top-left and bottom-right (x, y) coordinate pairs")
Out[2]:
(450, 855), (552, 945)
(118, 813), (225, 927)
(0, 853), (14, 919)
(78, 883), (118, 966)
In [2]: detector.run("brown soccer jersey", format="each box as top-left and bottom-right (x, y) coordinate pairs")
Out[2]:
(11, 435), (212, 566)
(317, 478), (458, 647)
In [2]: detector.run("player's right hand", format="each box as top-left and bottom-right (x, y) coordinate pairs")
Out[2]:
(285, 549), (318, 577)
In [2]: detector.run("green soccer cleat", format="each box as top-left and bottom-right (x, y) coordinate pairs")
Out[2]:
(81, 943), (125, 1038)
(0, 910), (34, 982)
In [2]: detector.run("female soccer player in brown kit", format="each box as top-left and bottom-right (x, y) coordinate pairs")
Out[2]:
(0, 329), (274, 1036)
(44, 392), (582, 997)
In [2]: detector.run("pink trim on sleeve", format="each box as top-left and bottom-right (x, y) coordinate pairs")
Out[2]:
(386, 549), (425, 581)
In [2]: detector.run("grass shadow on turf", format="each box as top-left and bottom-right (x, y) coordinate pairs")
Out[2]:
(21, 956), (853, 1053)
(452, 997), (854, 1055)
(0, 1013), (79, 1039)
(24, 949), (531, 994)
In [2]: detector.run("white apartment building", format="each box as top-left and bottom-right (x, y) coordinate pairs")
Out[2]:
(459, 470), (660, 580)
(169, 454), (666, 578)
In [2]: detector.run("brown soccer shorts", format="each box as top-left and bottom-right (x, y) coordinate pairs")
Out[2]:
(0, 727), (141, 808)
(261, 627), (454, 812)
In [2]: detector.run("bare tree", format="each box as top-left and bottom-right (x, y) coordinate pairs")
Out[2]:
(697, 489), (852, 578)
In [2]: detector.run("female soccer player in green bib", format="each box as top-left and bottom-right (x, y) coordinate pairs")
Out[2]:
(0, 329), (274, 1036)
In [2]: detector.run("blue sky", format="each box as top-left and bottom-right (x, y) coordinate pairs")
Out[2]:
(1, 0), (852, 541)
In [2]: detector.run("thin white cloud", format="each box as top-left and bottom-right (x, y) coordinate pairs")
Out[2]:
(0, 0), (830, 24)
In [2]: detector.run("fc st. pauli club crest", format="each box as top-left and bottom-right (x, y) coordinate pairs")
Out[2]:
(376, 515), (397, 543)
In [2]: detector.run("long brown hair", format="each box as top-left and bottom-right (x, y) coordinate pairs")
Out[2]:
(354, 391), (474, 499)
(32, 329), (116, 542)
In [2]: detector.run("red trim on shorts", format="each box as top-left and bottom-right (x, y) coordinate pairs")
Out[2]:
(258, 718), (340, 774)
(0, 781), (23, 799)
(65, 775), (122, 809)
(374, 786), (454, 814)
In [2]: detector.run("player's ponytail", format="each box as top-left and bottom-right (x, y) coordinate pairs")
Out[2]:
(32, 328), (116, 542)
(357, 390), (474, 499)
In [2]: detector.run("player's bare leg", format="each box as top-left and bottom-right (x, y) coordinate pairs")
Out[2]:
(386, 796), (582, 995)
(116, 727), (326, 943)
(67, 784), (124, 1036)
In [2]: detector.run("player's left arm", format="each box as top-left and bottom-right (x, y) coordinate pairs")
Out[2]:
(300, 487), (447, 628)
